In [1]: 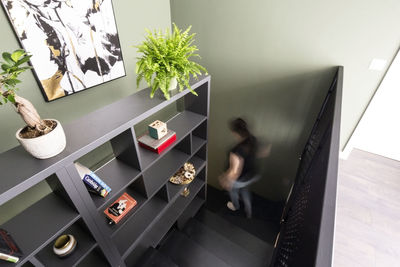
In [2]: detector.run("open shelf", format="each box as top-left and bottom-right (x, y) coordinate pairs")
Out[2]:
(137, 111), (206, 170)
(0, 76), (210, 267)
(113, 195), (168, 257)
(142, 149), (190, 198)
(100, 187), (148, 237)
(36, 220), (97, 267)
(90, 159), (141, 211)
(76, 248), (110, 267)
(0, 193), (79, 265)
(166, 157), (206, 201)
(147, 181), (205, 247)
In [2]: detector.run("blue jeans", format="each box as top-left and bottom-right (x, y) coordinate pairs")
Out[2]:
(229, 177), (258, 218)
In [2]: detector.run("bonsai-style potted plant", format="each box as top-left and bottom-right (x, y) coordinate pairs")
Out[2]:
(0, 49), (66, 159)
(135, 23), (208, 100)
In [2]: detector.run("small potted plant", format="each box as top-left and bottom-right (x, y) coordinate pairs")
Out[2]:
(0, 49), (66, 159)
(135, 23), (208, 100)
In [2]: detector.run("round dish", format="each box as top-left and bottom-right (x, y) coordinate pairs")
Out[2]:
(53, 234), (77, 258)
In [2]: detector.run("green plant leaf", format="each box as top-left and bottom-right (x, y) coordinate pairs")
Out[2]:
(2, 52), (13, 65)
(11, 50), (25, 62)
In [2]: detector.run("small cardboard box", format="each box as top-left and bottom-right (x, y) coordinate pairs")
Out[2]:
(148, 120), (167, 140)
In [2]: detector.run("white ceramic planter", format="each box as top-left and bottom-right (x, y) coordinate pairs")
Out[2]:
(168, 77), (178, 91)
(16, 119), (66, 159)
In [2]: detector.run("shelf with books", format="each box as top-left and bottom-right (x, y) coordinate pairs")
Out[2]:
(0, 75), (210, 267)
(100, 184), (149, 237)
(36, 219), (97, 267)
(142, 147), (190, 199)
(0, 193), (79, 266)
(137, 111), (207, 170)
(76, 247), (110, 267)
(89, 159), (142, 211)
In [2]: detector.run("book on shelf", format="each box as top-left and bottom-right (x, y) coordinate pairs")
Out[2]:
(138, 129), (176, 154)
(0, 229), (23, 263)
(75, 162), (111, 197)
(83, 175), (108, 197)
(104, 192), (137, 225)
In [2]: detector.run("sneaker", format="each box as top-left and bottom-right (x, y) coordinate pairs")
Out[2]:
(227, 201), (238, 211)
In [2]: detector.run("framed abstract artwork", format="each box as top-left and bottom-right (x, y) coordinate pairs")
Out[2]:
(1, 0), (125, 101)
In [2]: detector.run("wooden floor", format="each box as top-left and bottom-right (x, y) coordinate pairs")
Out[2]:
(334, 149), (400, 267)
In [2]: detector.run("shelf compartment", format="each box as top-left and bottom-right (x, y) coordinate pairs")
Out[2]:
(36, 219), (97, 267)
(142, 149), (190, 199)
(112, 195), (168, 257)
(148, 180), (205, 247)
(0, 193), (79, 266)
(99, 183), (148, 237)
(137, 111), (206, 170)
(166, 157), (206, 201)
(191, 120), (207, 154)
(89, 158), (141, 211)
(115, 179), (187, 260)
(76, 247), (110, 267)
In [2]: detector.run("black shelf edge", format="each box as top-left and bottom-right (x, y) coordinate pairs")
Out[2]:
(138, 111), (207, 171)
(1, 193), (80, 266)
(89, 158), (141, 211)
(192, 136), (207, 155)
(0, 76), (210, 206)
(36, 222), (97, 267)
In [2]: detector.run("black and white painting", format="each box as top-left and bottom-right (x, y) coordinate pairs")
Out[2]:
(2, 0), (125, 101)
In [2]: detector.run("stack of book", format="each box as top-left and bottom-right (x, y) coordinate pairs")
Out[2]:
(0, 229), (22, 263)
(138, 120), (176, 154)
(75, 163), (111, 198)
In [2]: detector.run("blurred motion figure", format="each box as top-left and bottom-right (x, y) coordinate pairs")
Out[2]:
(219, 118), (258, 218)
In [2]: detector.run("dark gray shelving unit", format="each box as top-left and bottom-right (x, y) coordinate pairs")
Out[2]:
(0, 76), (210, 267)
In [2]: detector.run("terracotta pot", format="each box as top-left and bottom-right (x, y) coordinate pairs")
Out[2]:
(16, 119), (66, 159)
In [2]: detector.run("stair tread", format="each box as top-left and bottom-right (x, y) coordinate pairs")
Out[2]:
(135, 247), (178, 267)
(183, 219), (266, 267)
(160, 231), (231, 267)
(196, 209), (273, 260)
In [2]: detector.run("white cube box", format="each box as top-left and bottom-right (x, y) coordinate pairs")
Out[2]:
(148, 120), (168, 140)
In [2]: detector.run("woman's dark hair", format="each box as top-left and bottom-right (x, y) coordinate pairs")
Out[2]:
(229, 118), (250, 138)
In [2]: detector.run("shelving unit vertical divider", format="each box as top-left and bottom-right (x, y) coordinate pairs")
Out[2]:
(110, 127), (142, 171)
(61, 166), (125, 267)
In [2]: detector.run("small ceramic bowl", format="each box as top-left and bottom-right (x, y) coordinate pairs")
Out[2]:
(53, 234), (77, 258)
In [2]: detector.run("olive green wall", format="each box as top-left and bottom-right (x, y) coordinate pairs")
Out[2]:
(0, 0), (172, 224)
(170, 0), (400, 200)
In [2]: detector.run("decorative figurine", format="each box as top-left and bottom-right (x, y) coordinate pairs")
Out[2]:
(148, 120), (168, 140)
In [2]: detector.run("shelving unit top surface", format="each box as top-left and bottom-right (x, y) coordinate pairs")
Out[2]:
(0, 75), (209, 205)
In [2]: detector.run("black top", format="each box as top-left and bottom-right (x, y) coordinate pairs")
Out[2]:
(231, 136), (257, 182)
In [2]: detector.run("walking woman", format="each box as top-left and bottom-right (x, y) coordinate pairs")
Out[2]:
(219, 118), (258, 218)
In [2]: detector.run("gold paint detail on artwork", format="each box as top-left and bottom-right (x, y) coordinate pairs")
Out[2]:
(46, 41), (61, 57)
(41, 70), (65, 101)
(94, 1), (100, 11)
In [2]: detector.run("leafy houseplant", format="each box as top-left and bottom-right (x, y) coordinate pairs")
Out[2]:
(0, 49), (66, 159)
(135, 23), (207, 100)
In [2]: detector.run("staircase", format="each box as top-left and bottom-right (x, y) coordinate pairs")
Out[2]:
(135, 187), (279, 267)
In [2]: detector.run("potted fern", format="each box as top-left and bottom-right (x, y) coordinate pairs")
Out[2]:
(135, 23), (208, 100)
(1, 49), (66, 159)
